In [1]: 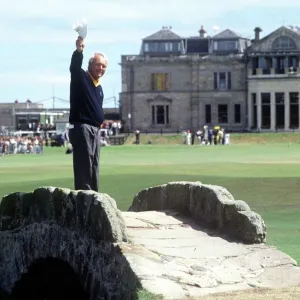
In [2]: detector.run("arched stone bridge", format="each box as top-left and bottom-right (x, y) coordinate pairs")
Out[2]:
(0, 188), (139, 300)
(1, 182), (300, 300)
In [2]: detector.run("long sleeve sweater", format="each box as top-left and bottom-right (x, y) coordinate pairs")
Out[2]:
(69, 50), (104, 127)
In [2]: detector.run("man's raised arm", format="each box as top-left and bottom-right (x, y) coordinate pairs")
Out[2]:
(70, 37), (85, 74)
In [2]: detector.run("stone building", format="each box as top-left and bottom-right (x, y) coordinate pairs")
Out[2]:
(120, 25), (300, 132)
(247, 26), (300, 131)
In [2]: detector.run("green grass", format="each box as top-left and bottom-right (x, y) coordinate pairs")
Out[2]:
(0, 142), (300, 264)
(137, 289), (163, 300)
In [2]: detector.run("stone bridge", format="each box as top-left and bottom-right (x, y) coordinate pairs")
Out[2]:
(1, 182), (300, 299)
(0, 188), (138, 300)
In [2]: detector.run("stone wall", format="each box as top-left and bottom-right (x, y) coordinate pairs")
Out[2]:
(129, 181), (266, 244)
(120, 56), (247, 132)
(0, 187), (139, 299)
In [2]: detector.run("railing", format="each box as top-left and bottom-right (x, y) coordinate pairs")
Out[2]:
(109, 135), (128, 145)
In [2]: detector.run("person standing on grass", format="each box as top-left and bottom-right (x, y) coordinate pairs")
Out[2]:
(135, 129), (140, 144)
(68, 36), (108, 192)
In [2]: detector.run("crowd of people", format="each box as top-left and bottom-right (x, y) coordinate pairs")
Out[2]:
(17, 122), (56, 132)
(0, 135), (44, 155)
(0, 123), (230, 155)
(185, 125), (230, 145)
(101, 120), (123, 135)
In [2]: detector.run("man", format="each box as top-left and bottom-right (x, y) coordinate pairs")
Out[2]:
(135, 129), (140, 144)
(68, 36), (108, 192)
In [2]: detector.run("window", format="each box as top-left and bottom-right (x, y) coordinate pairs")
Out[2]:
(165, 42), (173, 51)
(152, 106), (155, 124)
(151, 105), (170, 125)
(219, 73), (226, 89)
(272, 36), (296, 50)
(275, 92), (284, 104)
(252, 93), (257, 129)
(218, 104), (228, 123)
(290, 92), (299, 128)
(156, 106), (165, 124)
(151, 73), (169, 91)
(261, 93), (271, 129)
(205, 105), (211, 123)
(144, 42), (181, 53)
(213, 40), (238, 51)
(234, 104), (241, 123)
(214, 72), (231, 90)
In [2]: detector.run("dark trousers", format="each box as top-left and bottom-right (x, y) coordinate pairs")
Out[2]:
(69, 123), (101, 192)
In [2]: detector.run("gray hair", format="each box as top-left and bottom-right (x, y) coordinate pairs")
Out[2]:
(88, 53), (108, 70)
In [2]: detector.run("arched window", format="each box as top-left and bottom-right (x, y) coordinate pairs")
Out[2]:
(272, 36), (296, 50)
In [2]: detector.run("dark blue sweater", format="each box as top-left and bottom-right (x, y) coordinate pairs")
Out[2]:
(69, 50), (104, 127)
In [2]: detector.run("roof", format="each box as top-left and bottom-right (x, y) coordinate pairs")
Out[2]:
(143, 27), (182, 41)
(259, 26), (300, 42)
(247, 26), (300, 52)
(212, 29), (241, 39)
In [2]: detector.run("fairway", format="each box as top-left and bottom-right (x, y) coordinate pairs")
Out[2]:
(0, 143), (300, 264)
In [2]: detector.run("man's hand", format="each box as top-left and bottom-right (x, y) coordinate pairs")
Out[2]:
(76, 37), (85, 52)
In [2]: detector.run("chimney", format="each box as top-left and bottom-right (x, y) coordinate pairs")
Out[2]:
(254, 27), (262, 41)
(199, 25), (206, 38)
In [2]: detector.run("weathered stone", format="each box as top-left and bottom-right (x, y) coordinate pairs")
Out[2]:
(32, 187), (56, 221)
(124, 210), (188, 226)
(166, 181), (201, 214)
(122, 209), (300, 299)
(234, 200), (251, 211)
(190, 184), (234, 228)
(122, 215), (156, 228)
(143, 241), (248, 259)
(129, 184), (167, 211)
(232, 211), (267, 243)
(0, 223), (136, 298)
(0, 192), (27, 230)
(224, 200), (250, 223)
(0, 188), (127, 243)
(246, 265), (300, 288)
(1, 183), (298, 300)
(186, 282), (252, 298)
(141, 277), (186, 299)
(0, 187), (135, 300)
(129, 181), (266, 244)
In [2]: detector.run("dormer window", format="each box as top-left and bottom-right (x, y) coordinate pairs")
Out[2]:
(213, 40), (238, 51)
(272, 36), (296, 50)
(143, 41), (181, 53)
(165, 42), (173, 51)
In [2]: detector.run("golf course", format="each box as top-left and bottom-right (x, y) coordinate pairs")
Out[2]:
(0, 132), (300, 267)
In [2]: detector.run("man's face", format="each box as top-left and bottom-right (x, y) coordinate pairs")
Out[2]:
(90, 54), (107, 80)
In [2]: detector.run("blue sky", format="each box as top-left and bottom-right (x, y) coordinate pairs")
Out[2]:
(1, 0), (300, 108)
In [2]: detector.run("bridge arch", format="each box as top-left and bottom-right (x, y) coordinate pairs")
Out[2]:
(0, 187), (138, 299)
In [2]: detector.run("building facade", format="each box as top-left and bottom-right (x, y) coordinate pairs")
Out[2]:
(247, 26), (300, 131)
(120, 25), (300, 132)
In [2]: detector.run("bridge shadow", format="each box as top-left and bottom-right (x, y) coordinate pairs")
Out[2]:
(163, 209), (243, 244)
(3, 254), (141, 300)
(10, 257), (89, 300)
